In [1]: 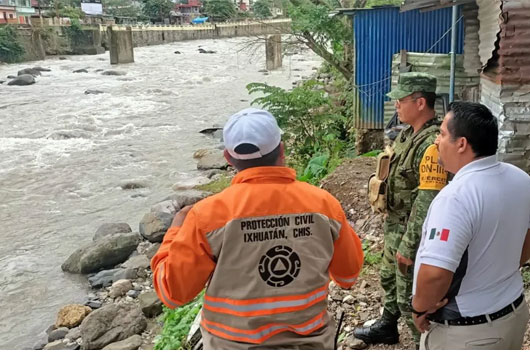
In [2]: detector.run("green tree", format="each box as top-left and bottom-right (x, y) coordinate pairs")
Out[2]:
(142, 0), (173, 22)
(253, 0), (272, 18)
(286, 0), (357, 81)
(204, 0), (236, 22)
(0, 26), (25, 63)
(104, 0), (141, 18)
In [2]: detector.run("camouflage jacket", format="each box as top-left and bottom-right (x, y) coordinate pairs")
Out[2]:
(387, 117), (447, 260)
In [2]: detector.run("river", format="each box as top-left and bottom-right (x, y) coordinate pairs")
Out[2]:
(0, 37), (321, 349)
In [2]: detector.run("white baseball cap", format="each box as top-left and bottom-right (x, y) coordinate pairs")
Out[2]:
(223, 108), (281, 160)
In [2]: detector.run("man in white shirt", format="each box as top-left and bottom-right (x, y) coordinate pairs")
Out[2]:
(412, 102), (530, 349)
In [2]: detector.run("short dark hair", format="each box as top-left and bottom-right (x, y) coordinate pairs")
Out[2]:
(447, 102), (498, 157)
(413, 91), (436, 109)
(227, 143), (281, 171)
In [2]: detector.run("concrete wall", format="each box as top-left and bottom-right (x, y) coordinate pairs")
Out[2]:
(101, 19), (291, 48)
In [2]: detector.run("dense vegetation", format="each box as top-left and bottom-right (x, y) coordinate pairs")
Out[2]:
(0, 26), (25, 63)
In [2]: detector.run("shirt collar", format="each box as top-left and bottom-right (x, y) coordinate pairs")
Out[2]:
(453, 155), (499, 180)
(231, 166), (297, 185)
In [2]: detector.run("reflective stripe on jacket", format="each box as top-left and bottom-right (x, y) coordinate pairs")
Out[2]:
(151, 166), (364, 347)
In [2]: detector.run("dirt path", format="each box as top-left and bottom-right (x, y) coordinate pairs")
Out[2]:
(322, 157), (530, 350)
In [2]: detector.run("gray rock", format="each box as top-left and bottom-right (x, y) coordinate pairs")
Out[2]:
(18, 68), (41, 76)
(33, 337), (48, 350)
(138, 291), (162, 318)
(162, 189), (209, 210)
(73, 69), (88, 73)
(7, 75), (16, 79)
(113, 268), (137, 282)
(101, 70), (126, 76)
(138, 212), (173, 243)
(61, 232), (141, 274)
(102, 334), (142, 350)
(84, 89), (104, 95)
(80, 303), (147, 350)
(94, 223), (132, 241)
(65, 327), (81, 341)
(150, 200), (178, 215)
(142, 243), (160, 260)
(46, 324), (56, 335)
(59, 56), (67, 60)
(86, 300), (102, 310)
(343, 336), (368, 350)
(43, 340), (67, 350)
(120, 255), (150, 271)
(48, 327), (69, 342)
(33, 66), (51, 72)
(127, 290), (139, 298)
(121, 181), (146, 190)
(88, 269), (121, 288)
(109, 279), (133, 298)
(8, 74), (36, 86)
(196, 149), (228, 170)
(0, 80), (4, 84)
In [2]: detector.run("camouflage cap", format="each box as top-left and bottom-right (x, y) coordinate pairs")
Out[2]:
(386, 72), (437, 100)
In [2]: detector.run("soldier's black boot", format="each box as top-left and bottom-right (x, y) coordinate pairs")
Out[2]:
(353, 309), (400, 345)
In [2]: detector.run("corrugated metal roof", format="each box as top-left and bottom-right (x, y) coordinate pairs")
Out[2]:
(477, 0), (502, 66)
(462, 3), (481, 74)
(352, 6), (464, 129)
(400, 0), (475, 12)
(496, 0), (530, 84)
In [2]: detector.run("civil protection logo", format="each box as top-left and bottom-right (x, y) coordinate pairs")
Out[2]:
(258, 245), (301, 287)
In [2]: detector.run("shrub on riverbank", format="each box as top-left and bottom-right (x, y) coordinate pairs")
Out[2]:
(247, 66), (355, 185)
(0, 26), (25, 63)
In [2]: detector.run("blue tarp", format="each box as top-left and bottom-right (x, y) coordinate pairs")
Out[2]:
(191, 17), (208, 24)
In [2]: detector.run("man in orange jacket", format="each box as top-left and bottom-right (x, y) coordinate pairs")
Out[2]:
(151, 108), (364, 349)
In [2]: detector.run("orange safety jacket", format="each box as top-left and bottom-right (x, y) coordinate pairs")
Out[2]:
(151, 166), (364, 348)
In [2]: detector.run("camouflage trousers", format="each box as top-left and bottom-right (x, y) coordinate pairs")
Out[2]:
(380, 220), (420, 344)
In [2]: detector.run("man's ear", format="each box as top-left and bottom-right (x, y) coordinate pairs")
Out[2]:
(223, 150), (233, 166)
(278, 142), (286, 166)
(457, 137), (468, 154)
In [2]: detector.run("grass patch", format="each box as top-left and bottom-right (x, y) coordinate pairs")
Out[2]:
(154, 292), (204, 350)
(194, 174), (232, 194)
(363, 241), (383, 266)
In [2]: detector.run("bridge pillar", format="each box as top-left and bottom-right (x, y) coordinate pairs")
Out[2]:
(109, 26), (134, 65)
(265, 34), (282, 70)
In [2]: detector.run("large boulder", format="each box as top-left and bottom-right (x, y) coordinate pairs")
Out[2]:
(61, 232), (141, 274)
(138, 291), (162, 318)
(80, 303), (147, 350)
(18, 68), (41, 76)
(139, 212), (173, 243)
(33, 66), (51, 72)
(102, 335), (143, 350)
(8, 74), (35, 86)
(101, 70), (126, 76)
(56, 304), (92, 328)
(94, 223), (132, 241)
(196, 149), (228, 170)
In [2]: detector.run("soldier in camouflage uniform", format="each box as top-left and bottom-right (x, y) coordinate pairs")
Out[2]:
(354, 73), (448, 347)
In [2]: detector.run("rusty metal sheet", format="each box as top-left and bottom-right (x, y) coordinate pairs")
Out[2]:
(496, 0), (530, 84)
(477, 0), (502, 66)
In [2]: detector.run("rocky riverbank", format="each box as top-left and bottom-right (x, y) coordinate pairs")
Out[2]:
(35, 131), (234, 350)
